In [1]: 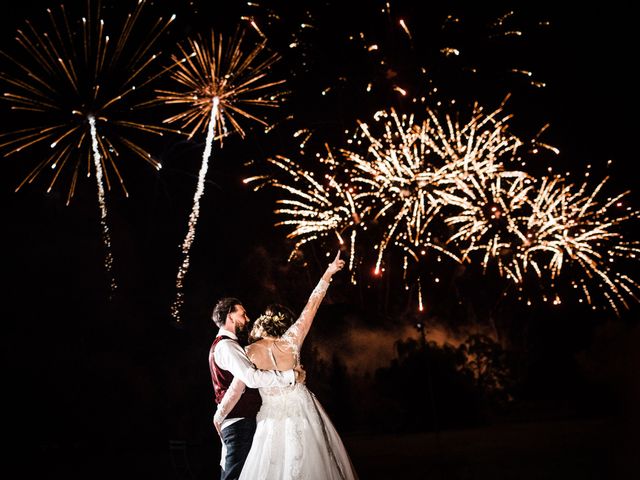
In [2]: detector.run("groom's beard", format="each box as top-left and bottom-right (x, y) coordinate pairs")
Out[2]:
(235, 322), (250, 346)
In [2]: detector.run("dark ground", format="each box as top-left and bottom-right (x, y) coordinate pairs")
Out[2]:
(12, 416), (635, 479)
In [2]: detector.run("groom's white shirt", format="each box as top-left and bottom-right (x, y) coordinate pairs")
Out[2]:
(213, 327), (295, 431)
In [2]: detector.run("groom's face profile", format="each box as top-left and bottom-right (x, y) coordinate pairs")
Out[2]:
(228, 304), (250, 337)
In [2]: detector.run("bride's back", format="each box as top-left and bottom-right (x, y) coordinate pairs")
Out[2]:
(246, 338), (298, 371)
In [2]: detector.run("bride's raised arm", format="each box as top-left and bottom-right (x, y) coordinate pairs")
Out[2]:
(283, 250), (345, 349)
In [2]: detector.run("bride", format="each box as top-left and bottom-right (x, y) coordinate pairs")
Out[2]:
(214, 251), (358, 479)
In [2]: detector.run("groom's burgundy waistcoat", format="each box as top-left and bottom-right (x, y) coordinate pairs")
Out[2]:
(210, 335), (261, 418)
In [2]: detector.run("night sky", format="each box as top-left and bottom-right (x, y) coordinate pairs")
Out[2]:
(2, 1), (638, 478)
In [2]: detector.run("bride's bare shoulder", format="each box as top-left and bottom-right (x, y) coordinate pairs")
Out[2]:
(246, 339), (268, 355)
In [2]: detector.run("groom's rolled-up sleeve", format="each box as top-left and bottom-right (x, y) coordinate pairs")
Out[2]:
(214, 339), (295, 388)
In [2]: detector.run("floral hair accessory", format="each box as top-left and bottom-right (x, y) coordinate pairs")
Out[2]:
(251, 311), (292, 340)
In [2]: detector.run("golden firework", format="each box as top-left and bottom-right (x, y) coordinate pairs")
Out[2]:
(157, 28), (285, 140)
(156, 28), (285, 321)
(0, 0), (174, 294)
(0, 0), (174, 202)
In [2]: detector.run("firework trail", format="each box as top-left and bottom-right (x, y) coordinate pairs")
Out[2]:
(89, 115), (116, 294)
(157, 29), (284, 321)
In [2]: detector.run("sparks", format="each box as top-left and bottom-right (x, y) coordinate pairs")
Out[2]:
(0, 0), (173, 294)
(158, 28), (285, 322)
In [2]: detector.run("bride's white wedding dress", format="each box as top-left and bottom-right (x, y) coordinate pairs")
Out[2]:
(240, 365), (357, 479)
(215, 277), (358, 480)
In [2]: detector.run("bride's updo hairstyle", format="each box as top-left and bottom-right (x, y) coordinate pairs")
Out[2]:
(250, 303), (296, 342)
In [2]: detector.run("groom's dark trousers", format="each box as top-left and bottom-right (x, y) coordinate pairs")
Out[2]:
(220, 417), (257, 480)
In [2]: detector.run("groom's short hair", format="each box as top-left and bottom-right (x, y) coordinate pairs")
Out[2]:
(212, 297), (243, 328)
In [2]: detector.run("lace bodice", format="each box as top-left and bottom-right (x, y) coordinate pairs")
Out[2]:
(250, 341), (300, 396)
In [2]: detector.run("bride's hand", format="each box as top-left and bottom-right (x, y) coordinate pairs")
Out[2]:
(326, 250), (345, 276)
(213, 416), (223, 438)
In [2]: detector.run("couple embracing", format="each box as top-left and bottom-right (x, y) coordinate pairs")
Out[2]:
(209, 251), (358, 479)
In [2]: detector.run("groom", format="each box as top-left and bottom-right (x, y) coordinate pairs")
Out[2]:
(209, 297), (306, 480)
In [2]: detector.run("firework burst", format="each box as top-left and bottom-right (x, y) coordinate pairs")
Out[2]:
(343, 103), (535, 274)
(157, 28), (285, 321)
(442, 170), (535, 283)
(250, 99), (639, 315)
(520, 176), (640, 314)
(0, 0), (175, 294)
(343, 109), (454, 274)
(246, 153), (359, 251)
(157, 28), (285, 140)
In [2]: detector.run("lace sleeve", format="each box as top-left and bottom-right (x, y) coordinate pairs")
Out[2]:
(282, 278), (330, 349)
(213, 377), (245, 432)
